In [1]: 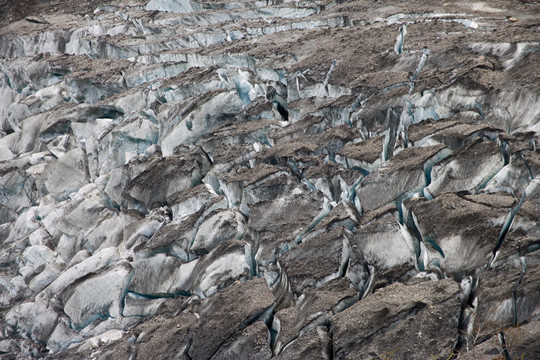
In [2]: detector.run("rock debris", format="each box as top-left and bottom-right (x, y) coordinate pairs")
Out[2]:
(0, 0), (539, 359)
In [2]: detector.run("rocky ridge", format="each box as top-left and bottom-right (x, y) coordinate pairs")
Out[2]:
(0, 0), (539, 358)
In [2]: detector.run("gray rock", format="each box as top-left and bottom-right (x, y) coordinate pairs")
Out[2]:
(117, 278), (275, 360)
(515, 250), (540, 324)
(278, 227), (353, 296)
(475, 258), (524, 338)
(169, 183), (220, 220)
(405, 192), (511, 274)
(426, 138), (505, 198)
(273, 278), (358, 355)
(336, 135), (384, 173)
(429, 122), (500, 151)
(128, 153), (211, 210)
(217, 163), (307, 213)
(275, 326), (332, 360)
(201, 119), (280, 171)
(137, 195), (227, 258)
(211, 320), (272, 360)
(129, 253), (192, 297)
(1, 0), (540, 357)
(303, 162), (361, 202)
(352, 204), (417, 289)
(504, 320), (540, 360)
(356, 144), (450, 212)
(331, 279), (462, 360)
(160, 90), (244, 155)
(188, 239), (251, 297)
(190, 208), (247, 255)
(248, 190), (328, 265)
(188, 278), (275, 360)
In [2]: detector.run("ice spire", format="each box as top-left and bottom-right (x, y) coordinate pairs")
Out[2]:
(394, 24), (407, 54)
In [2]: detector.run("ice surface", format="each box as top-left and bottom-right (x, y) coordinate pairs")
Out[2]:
(1, 0), (539, 357)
